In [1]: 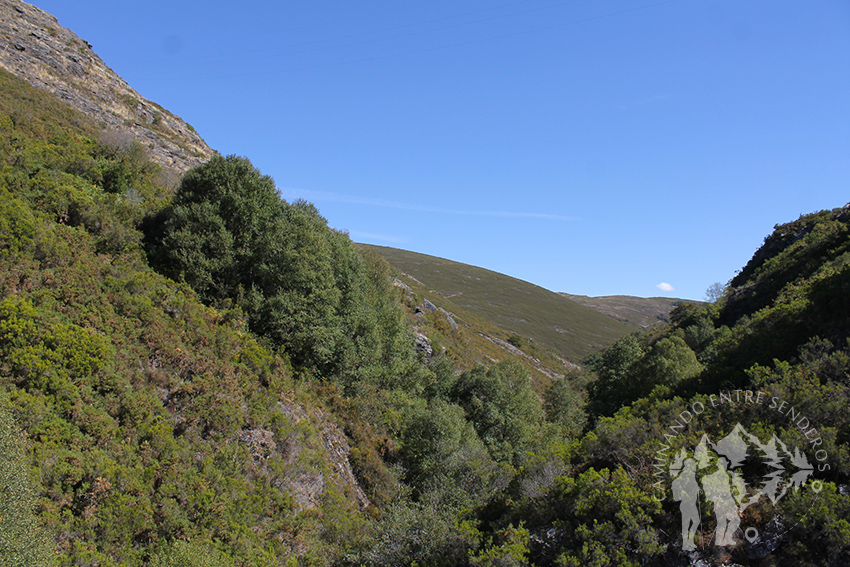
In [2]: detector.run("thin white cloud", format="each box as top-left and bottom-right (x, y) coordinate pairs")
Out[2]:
(347, 231), (407, 244)
(279, 188), (580, 222)
(656, 282), (675, 292)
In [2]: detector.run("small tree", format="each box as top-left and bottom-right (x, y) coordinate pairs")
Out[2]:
(544, 378), (587, 438)
(704, 281), (727, 303)
(450, 361), (545, 467)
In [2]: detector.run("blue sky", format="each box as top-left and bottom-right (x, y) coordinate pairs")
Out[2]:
(35, 0), (850, 300)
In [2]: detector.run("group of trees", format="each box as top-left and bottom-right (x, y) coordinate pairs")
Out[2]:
(144, 155), (415, 386)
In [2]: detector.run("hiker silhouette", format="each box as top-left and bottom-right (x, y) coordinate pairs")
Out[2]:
(701, 456), (741, 546)
(671, 457), (700, 551)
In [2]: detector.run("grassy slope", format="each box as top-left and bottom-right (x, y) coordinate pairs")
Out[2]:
(558, 294), (690, 330)
(363, 245), (633, 363)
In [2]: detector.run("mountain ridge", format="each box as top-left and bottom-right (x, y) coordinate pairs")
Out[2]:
(0, 0), (213, 173)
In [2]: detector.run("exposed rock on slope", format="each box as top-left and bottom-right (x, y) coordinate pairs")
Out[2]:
(0, 0), (213, 173)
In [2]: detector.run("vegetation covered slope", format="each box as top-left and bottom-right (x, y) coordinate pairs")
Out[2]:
(0, 67), (589, 567)
(564, 205), (850, 566)
(363, 245), (633, 363)
(0, 68), (378, 566)
(2, 6), (850, 562)
(559, 293), (688, 330)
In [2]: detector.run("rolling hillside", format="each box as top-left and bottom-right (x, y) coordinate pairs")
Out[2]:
(558, 293), (689, 330)
(362, 245), (635, 363)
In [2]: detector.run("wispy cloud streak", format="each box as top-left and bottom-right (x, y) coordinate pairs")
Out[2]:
(346, 231), (407, 244)
(280, 188), (580, 221)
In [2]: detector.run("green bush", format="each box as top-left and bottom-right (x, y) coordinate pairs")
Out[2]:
(450, 360), (545, 466)
(0, 401), (56, 567)
(149, 540), (235, 567)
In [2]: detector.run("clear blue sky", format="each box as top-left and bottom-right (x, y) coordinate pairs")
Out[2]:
(34, 0), (850, 300)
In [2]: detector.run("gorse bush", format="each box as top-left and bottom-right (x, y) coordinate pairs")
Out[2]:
(0, 401), (56, 567)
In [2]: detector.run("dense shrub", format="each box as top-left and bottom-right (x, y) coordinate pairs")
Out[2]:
(0, 401), (56, 567)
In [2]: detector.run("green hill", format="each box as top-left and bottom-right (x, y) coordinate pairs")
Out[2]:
(362, 245), (634, 364)
(558, 293), (690, 330)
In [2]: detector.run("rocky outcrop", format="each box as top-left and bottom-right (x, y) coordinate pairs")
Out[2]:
(319, 412), (370, 510)
(277, 402), (370, 512)
(421, 298), (458, 330)
(415, 332), (433, 363)
(0, 0), (213, 173)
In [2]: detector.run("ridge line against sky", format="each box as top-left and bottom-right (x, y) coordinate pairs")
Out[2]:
(30, 0), (850, 300)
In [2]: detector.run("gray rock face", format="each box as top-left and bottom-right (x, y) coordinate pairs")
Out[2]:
(0, 0), (214, 173)
(277, 402), (370, 512)
(415, 332), (433, 363)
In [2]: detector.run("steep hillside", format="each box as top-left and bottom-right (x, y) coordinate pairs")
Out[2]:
(0, 61), (589, 567)
(559, 293), (689, 330)
(363, 245), (634, 364)
(385, 261), (582, 385)
(0, 67), (375, 566)
(0, 0), (213, 173)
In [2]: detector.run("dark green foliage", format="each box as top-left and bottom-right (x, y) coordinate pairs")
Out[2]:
(146, 155), (416, 383)
(549, 468), (663, 567)
(543, 377), (587, 438)
(587, 333), (647, 418)
(724, 209), (850, 324)
(354, 500), (470, 567)
(780, 481), (850, 566)
(450, 360), (545, 467)
(400, 399), (499, 508)
(589, 334), (701, 420)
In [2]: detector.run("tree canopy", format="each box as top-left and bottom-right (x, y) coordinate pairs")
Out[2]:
(146, 155), (415, 382)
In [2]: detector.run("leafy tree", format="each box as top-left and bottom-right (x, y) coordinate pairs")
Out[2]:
(400, 399), (499, 509)
(704, 281), (727, 303)
(587, 334), (647, 418)
(356, 500), (470, 567)
(450, 360), (545, 467)
(543, 377), (587, 438)
(146, 155), (414, 380)
(637, 336), (702, 388)
(589, 334), (701, 419)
